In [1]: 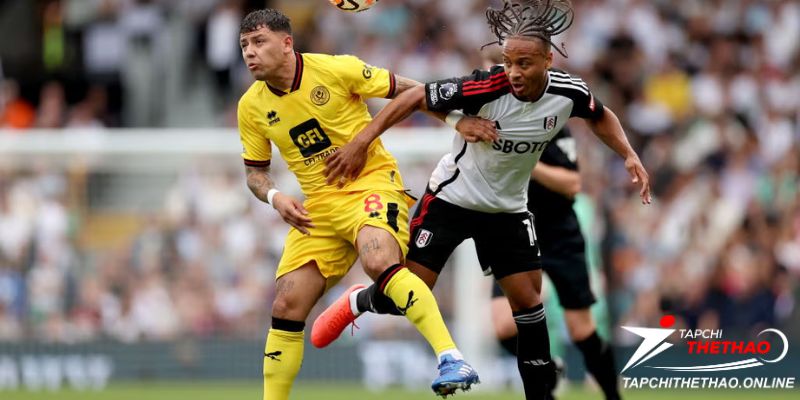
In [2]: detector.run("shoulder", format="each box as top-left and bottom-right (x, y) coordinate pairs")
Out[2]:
(305, 53), (362, 70)
(238, 81), (266, 111)
(304, 53), (368, 85)
(546, 69), (590, 97)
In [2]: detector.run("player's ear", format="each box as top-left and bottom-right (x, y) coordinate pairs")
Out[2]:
(282, 34), (293, 54)
(545, 50), (553, 69)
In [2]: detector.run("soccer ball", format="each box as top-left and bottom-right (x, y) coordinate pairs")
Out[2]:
(329, 0), (378, 13)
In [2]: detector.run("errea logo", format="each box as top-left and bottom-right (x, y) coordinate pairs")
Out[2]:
(267, 110), (280, 126)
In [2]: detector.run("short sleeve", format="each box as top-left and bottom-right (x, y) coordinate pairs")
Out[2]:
(333, 55), (396, 99)
(548, 69), (605, 121)
(570, 89), (604, 120)
(424, 65), (510, 115)
(238, 98), (271, 167)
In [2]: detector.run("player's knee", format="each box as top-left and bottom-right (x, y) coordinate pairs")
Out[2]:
(495, 316), (518, 339)
(565, 309), (595, 341)
(491, 297), (517, 339)
(506, 291), (542, 311)
(360, 254), (402, 281)
(271, 296), (297, 320)
(360, 258), (386, 281)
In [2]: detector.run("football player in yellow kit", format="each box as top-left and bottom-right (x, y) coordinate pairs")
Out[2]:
(237, 9), (478, 400)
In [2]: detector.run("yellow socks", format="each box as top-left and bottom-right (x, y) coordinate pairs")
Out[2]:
(379, 264), (457, 355)
(263, 321), (305, 400)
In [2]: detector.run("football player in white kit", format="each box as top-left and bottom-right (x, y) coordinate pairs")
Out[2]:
(315, 1), (650, 398)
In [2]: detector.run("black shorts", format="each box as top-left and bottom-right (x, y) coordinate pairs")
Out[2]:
(491, 249), (596, 309)
(407, 191), (541, 280)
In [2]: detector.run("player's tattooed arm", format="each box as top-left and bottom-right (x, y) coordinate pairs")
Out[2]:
(245, 164), (275, 203)
(246, 164), (315, 234)
(359, 238), (380, 258)
(391, 75), (421, 98)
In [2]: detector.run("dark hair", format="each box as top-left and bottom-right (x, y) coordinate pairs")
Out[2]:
(484, 0), (574, 57)
(240, 9), (292, 36)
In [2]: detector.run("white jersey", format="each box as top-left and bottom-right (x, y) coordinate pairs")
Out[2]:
(424, 66), (605, 213)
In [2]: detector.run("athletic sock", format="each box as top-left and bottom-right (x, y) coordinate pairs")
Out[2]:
(436, 348), (464, 362)
(379, 264), (457, 354)
(515, 303), (556, 399)
(575, 331), (621, 400)
(263, 318), (305, 400)
(355, 282), (403, 315)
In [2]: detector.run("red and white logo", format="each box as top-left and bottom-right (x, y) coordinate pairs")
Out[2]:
(415, 229), (433, 248)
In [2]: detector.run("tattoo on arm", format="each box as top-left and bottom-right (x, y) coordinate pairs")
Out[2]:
(391, 76), (421, 98)
(245, 165), (275, 203)
(359, 238), (381, 257)
(275, 278), (295, 296)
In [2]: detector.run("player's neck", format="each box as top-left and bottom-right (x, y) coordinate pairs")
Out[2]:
(265, 51), (297, 91)
(527, 73), (548, 102)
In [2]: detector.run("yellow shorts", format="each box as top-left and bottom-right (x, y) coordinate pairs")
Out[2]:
(276, 189), (414, 285)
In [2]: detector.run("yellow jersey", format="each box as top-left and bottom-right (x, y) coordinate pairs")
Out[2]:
(238, 52), (405, 198)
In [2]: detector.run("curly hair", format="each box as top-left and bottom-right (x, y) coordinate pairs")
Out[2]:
(240, 9), (292, 36)
(484, 0), (574, 57)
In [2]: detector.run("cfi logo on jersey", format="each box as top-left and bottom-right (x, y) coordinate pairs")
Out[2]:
(438, 82), (458, 100)
(415, 229), (433, 248)
(544, 116), (558, 131)
(311, 86), (331, 106)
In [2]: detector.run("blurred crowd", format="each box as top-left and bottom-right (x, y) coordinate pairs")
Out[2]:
(0, 0), (799, 343)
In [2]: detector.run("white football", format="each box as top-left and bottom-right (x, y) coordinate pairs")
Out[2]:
(329, 0), (379, 13)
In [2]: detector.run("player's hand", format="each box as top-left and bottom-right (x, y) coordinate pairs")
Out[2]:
(455, 116), (499, 143)
(625, 155), (652, 205)
(272, 192), (315, 235)
(324, 138), (369, 188)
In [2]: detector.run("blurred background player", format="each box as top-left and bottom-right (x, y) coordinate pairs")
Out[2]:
(236, 8), (477, 400)
(481, 44), (622, 400)
(315, 1), (649, 398)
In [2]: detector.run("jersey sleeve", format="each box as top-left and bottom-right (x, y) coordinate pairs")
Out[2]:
(237, 98), (271, 167)
(333, 55), (397, 99)
(548, 69), (605, 121)
(424, 65), (510, 115)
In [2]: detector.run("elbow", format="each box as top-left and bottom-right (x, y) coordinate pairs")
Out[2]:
(567, 179), (582, 199)
(245, 175), (260, 197)
(562, 173), (582, 199)
(245, 180), (258, 197)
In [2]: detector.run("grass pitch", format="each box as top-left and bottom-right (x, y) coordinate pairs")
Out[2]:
(1, 382), (798, 399)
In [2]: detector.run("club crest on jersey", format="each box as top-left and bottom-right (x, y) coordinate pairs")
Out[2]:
(311, 86), (331, 106)
(438, 82), (457, 100)
(544, 116), (558, 131)
(415, 229), (433, 248)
